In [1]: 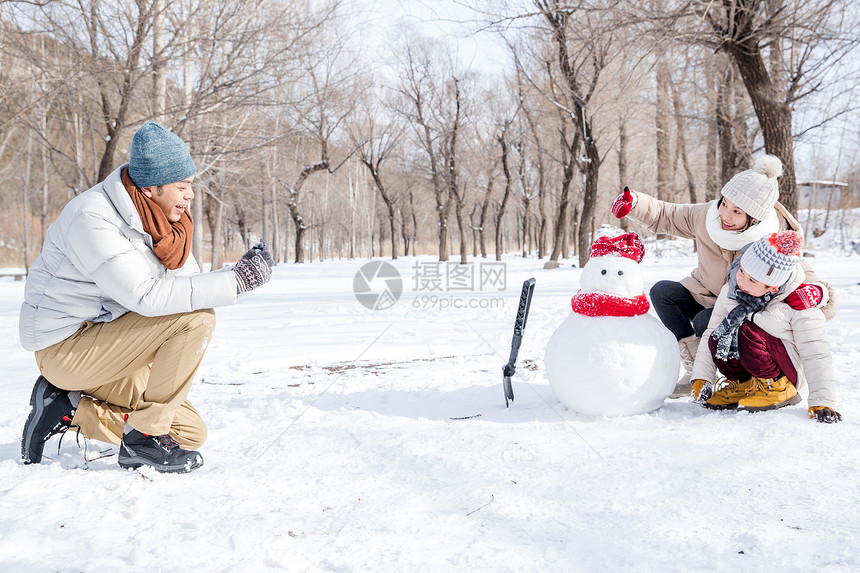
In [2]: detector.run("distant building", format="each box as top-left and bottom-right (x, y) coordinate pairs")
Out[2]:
(796, 180), (849, 209)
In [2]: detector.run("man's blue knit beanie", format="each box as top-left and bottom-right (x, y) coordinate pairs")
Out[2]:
(128, 121), (197, 188)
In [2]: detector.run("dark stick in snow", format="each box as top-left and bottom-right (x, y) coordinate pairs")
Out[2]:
(503, 278), (536, 407)
(466, 495), (495, 516)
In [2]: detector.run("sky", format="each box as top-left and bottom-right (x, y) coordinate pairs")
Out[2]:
(360, 0), (513, 73)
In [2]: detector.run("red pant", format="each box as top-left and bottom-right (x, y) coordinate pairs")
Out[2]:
(709, 322), (798, 383)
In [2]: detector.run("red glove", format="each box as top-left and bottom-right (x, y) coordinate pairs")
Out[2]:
(611, 187), (635, 219)
(785, 284), (823, 310)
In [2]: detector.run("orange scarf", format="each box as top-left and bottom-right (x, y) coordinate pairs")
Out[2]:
(122, 167), (193, 270)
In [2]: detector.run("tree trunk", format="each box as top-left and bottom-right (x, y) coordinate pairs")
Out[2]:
(400, 207), (411, 256)
(576, 142), (600, 268)
(453, 194), (468, 264)
(415, 100), (449, 261)
(517, 143), (531, 258)
(705, 53), (719, 202)
(293, 224), (306, 264)
(671, 78), (697, 203)
(479, 186), (491, 258)
(723, 5), (798, 215)
(655, 52), (673, 202)
(618, 113), (629, 231)
(445, 78), (467, 265)
(181, 0), (203, 267)
(495, 126), (513, 261)
(730, 45), (796, 213)
(521, 202), (531, 258)
(39, 109), (49, 243)
(549, 160), (573, 262)
(387, 204), (397, 260)
(288, 193), (307, 264)
(717, 58), (743, 184)
(95, 6), (151, 182)
(270, 182), (280, 263)
(537, 196), (547, 258)
(521, 94), (548, 259)
(364, 162), (398, 260)
(152, 0), (167, 121)
(410, 193), (418, 255)
(210, 198), (225, 271)
(261, 190), (269, 248)
(23, 129), (32, 272)
(286, 160), (329, 263)
(538, 3), (604, 266)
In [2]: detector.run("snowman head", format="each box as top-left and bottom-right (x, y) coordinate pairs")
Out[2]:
(580, 233), (646, 297)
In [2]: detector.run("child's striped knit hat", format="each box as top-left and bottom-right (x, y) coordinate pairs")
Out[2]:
(740, 231), (803, 287)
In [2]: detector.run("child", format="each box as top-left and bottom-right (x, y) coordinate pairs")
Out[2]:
(612, 155), (837, 397)
(690, 231), (841, 423)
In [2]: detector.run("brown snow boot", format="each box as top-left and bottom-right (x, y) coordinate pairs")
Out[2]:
(703, 378), (757, 410)
(737, 375), (801, 412)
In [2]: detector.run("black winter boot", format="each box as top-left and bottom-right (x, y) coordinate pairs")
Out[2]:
(21, 376), (76, 464)
(118, 428), (203, 473)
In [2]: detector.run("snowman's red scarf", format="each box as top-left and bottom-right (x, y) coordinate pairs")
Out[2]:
(570, 291), (650, 317)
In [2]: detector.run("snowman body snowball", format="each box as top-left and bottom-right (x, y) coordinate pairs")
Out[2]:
(544, 233), (679, 416)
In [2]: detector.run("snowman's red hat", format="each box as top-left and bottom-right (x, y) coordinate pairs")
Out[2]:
(590, 232), (645, 263)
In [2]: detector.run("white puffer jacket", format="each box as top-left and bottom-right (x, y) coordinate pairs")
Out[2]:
(19, 165), (238, 352)
(691, 262), (837, 408)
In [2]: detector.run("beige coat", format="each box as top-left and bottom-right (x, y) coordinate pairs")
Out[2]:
(690, 265), (837, 408)
(627, 194), (837, 319)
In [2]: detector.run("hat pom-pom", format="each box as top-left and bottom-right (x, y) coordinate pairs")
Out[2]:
(753, 154), (783, 179)
(768, 231), (802, 256)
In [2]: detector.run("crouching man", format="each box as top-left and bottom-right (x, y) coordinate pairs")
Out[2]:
(20, 121), (273, 473)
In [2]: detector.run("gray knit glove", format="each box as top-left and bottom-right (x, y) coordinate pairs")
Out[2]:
(233, 242), (274, 294)
(251, 241), (275, 268)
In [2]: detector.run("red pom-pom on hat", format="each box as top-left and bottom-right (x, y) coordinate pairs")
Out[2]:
(768, 230), (802, 257)
(590, 232), (645, 263)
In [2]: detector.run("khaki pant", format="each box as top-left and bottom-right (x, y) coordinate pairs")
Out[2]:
(35, 309), (216, 449)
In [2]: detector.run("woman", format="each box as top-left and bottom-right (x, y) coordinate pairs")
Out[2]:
(611, 155), (837, 397)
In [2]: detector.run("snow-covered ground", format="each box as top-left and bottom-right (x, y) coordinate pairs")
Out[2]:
(1, 229), (859, 571)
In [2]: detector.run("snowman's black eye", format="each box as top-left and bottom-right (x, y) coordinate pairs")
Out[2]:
(618, 270), (624, 276)
(601, 269), (607, 275)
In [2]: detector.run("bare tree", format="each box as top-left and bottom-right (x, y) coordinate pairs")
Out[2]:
(655, 46), (674, 202)
(673, 0), (860, 214)
(394, 36), (469, 262)
(495, 119), (514, 261)
(443, 77), (470, 264)
(281, 17), (358, 263)
(470, 126), (500, 259)
(74, 1), (153, 182)
(353, 98), (403, 259)
(670, 73), (697, 203)
(517, 83), (550, 258)
(534, 0), (612, 267)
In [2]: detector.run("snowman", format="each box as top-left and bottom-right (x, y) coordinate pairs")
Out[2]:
(544, 233), (679, 416)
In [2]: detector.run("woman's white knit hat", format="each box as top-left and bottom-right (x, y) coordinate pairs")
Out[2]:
(720, 154), (783, 222)
(740, 231), (803, 287)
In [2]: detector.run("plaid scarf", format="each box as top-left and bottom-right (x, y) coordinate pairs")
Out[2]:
(711, 290), (774, 360)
